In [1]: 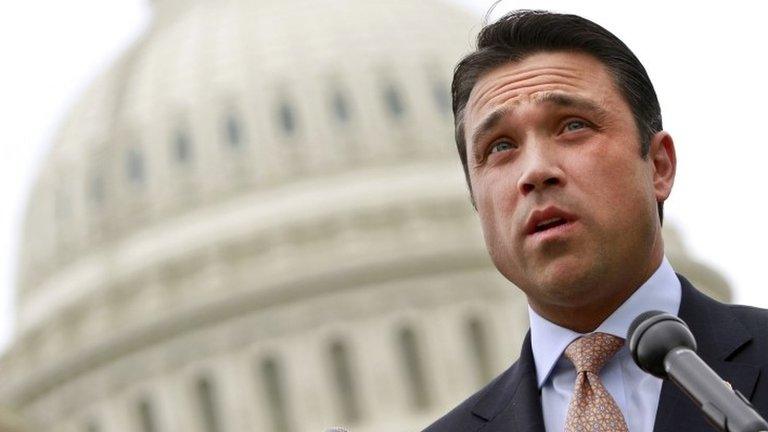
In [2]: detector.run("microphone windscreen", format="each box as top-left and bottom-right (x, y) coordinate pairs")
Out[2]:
(628, 310), (696, 378)
(627, 310), (664, 342)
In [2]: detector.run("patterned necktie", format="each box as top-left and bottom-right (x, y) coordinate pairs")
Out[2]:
(563, 332), (628, 432)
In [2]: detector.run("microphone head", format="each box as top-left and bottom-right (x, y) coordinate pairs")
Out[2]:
(323, 428), (349, 432)
(627, 310), (697, 378)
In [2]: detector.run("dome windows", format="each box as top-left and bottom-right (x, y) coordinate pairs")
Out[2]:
(259, 356), (291, 432)
(277, 99), (297, 136)
(195, 376), (222, 432)
(126, 148), (145, 185)
(223, 111), (246, 148)
(89, 173), (105, 206)
(382, 83), (406, 119)
(432, 79), (451, 115)
(328, 339), (361, 423)
(397, 326), (431, 411)
(465, 316), (493, 386)
(173, 128), (193, 163)
(331, 89), (351, 124)
(136, 397), (159, 432)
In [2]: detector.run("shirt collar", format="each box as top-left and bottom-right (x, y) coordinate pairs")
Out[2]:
(527, 256), (681, 388)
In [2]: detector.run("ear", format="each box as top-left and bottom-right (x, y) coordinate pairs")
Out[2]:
(649, 131), (676, 203)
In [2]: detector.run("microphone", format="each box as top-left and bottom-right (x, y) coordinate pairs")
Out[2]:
(628, 311), (768, 432)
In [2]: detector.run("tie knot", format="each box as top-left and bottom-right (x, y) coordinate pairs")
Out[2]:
(564, 332), (624, 373)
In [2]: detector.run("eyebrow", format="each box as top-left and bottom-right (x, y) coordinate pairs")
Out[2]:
(469, 92), (609, 157)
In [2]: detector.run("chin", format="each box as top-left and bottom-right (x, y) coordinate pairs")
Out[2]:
(524, 255), (603, 304)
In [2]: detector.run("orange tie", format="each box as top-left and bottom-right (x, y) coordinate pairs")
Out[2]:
(563, 332), (629, 432)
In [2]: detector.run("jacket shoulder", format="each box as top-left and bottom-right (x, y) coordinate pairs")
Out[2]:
(728, 302), (768, 359)
(728, 302), (768, 326)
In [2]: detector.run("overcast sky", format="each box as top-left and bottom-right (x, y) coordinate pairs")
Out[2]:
(1, 0), (767, 351)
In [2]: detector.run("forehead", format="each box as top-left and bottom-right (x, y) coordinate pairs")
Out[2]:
(464, 51), (625, 139)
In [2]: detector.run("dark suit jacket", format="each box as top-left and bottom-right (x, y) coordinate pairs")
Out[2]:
(423, 275), (768, 431)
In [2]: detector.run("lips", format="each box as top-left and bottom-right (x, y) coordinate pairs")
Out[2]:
(533, 217), (568, 232)
(524, 207), (577, 236)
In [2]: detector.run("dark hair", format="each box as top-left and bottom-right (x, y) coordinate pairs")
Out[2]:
(452, 9), (664, 222)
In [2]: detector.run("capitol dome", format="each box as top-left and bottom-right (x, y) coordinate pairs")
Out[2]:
(0, 1), (731, 431)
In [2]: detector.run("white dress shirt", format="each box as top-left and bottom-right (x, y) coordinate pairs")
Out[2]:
(528, 256), (681, 432)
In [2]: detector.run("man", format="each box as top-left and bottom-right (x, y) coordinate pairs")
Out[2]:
(423, 10), (768, 432)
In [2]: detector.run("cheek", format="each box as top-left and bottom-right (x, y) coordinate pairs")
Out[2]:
(472, 175), (521, 249)
(474, 173), (519, 225)
(577, 152), (655, 225)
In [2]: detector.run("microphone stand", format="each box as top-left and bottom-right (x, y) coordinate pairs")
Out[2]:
(664, 346), (768, 432)
(630, 311), (768, 432)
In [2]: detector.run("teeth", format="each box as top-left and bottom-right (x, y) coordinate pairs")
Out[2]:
(536, 217), (562, 228)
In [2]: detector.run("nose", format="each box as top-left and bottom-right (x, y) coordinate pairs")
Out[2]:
(516, 145), (565, 195)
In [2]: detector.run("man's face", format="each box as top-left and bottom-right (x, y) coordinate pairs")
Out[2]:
(464, 51), (673, 314)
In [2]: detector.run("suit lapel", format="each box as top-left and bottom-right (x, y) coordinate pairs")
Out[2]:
(653, 275), (759, 432)
(471, 333), (545, 432)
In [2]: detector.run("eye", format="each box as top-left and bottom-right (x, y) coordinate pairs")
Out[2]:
(489, 140), (516, 154)
(563, 119), (588, 132)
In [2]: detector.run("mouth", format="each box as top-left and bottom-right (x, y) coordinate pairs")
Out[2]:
(525, 207), (578, 237)
(532, 217), (569, 233)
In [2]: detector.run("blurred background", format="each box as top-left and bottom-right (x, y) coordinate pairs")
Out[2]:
(0, 0), (765, 431)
